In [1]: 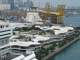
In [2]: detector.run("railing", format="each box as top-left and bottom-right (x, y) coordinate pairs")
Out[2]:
(0, 48), (10, 55)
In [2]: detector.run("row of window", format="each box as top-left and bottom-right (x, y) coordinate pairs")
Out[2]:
(0, 36), (11, 40)
(0, 46), (10, 51)
(0, 30), (11, 32)
(0, 25), (9, 28)
(0, 33), (11, 36)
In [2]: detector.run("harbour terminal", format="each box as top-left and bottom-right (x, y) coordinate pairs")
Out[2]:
(0, 0), (80, 60)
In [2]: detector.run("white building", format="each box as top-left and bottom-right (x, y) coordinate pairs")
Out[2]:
(35, 25), (74, 35)
(0, 4), (10, 10)
(0, 20), (13, 57)
(50, 26), (74, 35)
(25, 12), (43, 25)
(9, 23), (28, 29)
(0, 20), (13, 46)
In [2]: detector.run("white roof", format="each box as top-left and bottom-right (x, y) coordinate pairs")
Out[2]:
(9, 35), (19, 40)
(9, 23), (27, 28)
(23, 53), (36, 60)
(35, 26), (51, 31)
(50, 26), (74, 30)
(32, 59), (38, 60)
(35, 25), (74, 35)
(11, 51), (37, 60)
(0, 20), (8, 25)
(11, 55), (25, 60)
(9, 41), (40, 47)
(32, 35), (50, 42)
(26, 12), (43, 24)
(35, 22), (43, 25)
(50, 26), (74, 35)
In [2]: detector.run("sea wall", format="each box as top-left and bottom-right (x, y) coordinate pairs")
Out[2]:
(42, 35), (80, 60)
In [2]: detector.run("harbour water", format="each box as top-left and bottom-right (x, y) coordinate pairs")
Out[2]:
(64, 15), (80, 27)
(50, 39), (80, 60)
(50, 15), (80, 60)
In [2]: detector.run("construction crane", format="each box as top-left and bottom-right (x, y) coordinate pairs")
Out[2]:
(56, 5), (64, 16)
(44, 1), (65, 24)
(56, 5), (65, 24)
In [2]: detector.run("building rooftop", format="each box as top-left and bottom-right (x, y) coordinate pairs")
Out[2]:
(35, 25), (74, 35)
(0, 20), (9, 25)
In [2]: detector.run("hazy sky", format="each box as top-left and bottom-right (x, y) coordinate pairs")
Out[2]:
(32, 0), (80, 8)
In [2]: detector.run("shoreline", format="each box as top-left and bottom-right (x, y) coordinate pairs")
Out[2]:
(42, 35), (80, 60)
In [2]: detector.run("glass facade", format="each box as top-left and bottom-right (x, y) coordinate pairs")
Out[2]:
(2, 0), (8, 4)
(0, 0), (34, 10)
(0, 37), (9, 46)
(8, 0), (15, 9)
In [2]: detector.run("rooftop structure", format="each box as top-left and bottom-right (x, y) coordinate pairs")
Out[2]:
(25, 11), (43, 25)
(11, 51), (37, 60)
(35, 25), (74, 35)
(9, 23), (28, 29)
(9, 35), (40, 51)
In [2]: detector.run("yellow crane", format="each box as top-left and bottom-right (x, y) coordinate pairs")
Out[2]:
(56, 5), (65, 24)
(44, 1), (65, 24)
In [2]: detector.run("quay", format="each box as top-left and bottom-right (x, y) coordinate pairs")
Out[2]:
(42, 35), (80, 60)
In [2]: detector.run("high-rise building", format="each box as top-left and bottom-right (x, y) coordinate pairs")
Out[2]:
(8, 0), (15, 9)
(0, 0), (34, 10)
(14, 0), (34, 10)
(2, 0), (8, 4)
(0, 0), (10, 10)
(25, 0), (33, 8)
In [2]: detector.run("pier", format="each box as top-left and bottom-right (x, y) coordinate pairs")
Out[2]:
(42, 34), (80, 60)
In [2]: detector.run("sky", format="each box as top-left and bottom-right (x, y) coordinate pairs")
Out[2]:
(32, 0), (80, 8)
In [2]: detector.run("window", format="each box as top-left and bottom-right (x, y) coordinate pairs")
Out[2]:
(6, 25), (9, 27)
(0, 25), (2, 28)
(0, 33), (11, 36)
(0, 30), (10, 32)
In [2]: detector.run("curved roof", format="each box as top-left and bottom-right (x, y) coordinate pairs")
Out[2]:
(0, 20), (9, 25)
